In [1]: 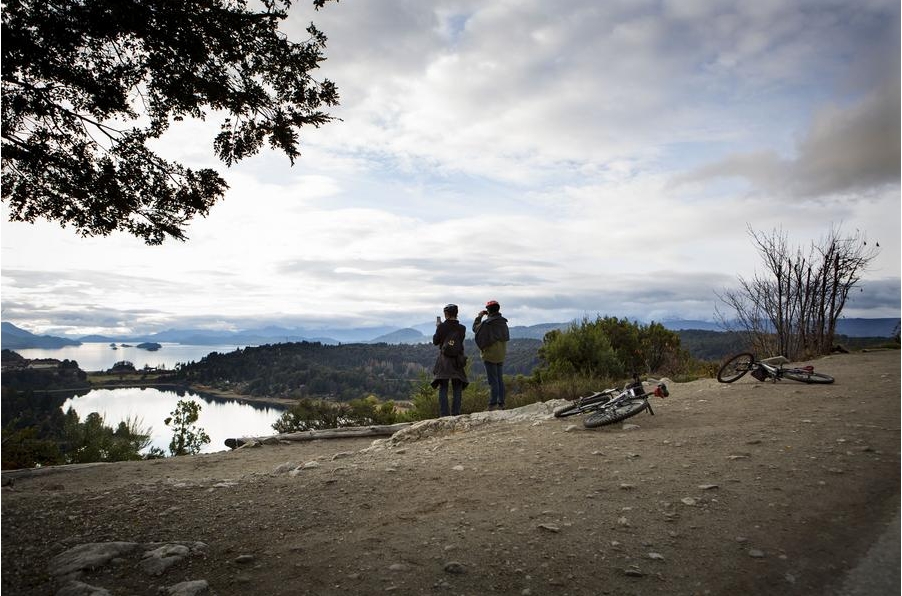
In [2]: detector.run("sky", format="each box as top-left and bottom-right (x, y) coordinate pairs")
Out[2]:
(2, 0), (900, 338)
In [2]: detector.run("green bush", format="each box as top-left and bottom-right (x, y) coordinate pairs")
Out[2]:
(62, 409), (152, 463)
(273, 395), (403, 433)
(165, 400), (210, 456)
(536, 316), (689, 381)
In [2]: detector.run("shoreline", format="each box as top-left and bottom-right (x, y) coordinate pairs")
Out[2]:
(82, 377), (297, 408)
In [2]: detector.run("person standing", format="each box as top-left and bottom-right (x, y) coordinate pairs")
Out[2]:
(473, 300), (510, 411)
(431, 303), (468, 416)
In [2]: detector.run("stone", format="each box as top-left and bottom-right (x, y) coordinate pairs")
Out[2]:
(49, 542), (139, 579)
(748, 549), (766, 558)
(160, 579), (210, 596)
(140, 544), (190, 576)
(55, 581), (112, 596)
(444, 561), (466, 574)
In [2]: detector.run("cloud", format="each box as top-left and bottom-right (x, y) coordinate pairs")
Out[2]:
(2, 0), (898, 337)
(676, 77), (901, 198)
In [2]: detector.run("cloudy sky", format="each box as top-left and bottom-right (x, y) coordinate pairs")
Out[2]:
(2, 0), (900, 337)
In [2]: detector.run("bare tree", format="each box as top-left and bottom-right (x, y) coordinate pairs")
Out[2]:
(716, 226), (880, 360)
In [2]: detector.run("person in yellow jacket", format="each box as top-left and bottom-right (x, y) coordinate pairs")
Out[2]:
(473, 300), (510, 411)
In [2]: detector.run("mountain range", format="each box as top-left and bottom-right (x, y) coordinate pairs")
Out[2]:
(2, 318), (898, 350)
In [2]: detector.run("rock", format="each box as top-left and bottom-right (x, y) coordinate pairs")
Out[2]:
(272, 462), (295, 475)
(451, 465), (465, 471)
(538, 523), (561, 532)
(647, 552), (665, 560)
(331, 452), (354, 460)
(49, 542), (139, 579)
(624, 567), (645, 577)
(564, 424), (579, 432)
(140, 544), (190, 576)
(443, 561), (466, 574)
(301, 460), (321, 469)
(388, 563), (409, 572)
(748, 549), (766, 558)
(159, 579), (210, 596)
(698, 484), (719, 490)
(234, 554), (256, 565)
(681, 497), (697, 506)
(622, 424), (641, 431)
(56, 580), (112, 596)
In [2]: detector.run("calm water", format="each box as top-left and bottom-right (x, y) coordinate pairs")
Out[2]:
(62, 387), (286, 455)
(15, 342), (246, 372)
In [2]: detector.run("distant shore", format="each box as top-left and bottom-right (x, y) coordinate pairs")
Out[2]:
(85, 376), (296, 408)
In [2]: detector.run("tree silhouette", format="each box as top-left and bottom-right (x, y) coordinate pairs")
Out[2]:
(2, 0), (339, 243)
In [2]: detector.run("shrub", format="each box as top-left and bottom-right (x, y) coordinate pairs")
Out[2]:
(165, 400), (210, 456)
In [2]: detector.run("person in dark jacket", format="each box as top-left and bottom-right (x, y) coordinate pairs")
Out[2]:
(431, 303), (469, 416)
(473, 300), (510, 410)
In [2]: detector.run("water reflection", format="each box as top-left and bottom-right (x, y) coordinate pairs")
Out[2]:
(62, 387), (286, 454)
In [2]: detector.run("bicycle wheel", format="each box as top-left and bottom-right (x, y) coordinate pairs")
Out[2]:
(583, 399), (648, 428)
(717, 352), (755, 383)
(553, 392), (611, 417)
(782, 370), (835, 384)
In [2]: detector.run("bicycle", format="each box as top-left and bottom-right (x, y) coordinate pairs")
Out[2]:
(553, 375), (669, 428)
(716, 353), (835, 384)
(552, 388), (619, 418)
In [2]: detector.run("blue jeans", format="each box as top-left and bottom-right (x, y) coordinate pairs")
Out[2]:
(437, 379), (463, 416)
(484, 361), (505, 407)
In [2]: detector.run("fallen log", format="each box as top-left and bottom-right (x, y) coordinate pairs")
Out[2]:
(224, 422), (412, 449)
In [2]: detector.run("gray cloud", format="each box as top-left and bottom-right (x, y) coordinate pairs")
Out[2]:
(677, 77), (900, 198)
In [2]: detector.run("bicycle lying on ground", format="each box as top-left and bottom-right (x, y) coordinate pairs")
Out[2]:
(716, 353), (835, 384)
(553, 375), (669, 428)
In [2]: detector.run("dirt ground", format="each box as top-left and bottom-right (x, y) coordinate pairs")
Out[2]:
(2, 350), (899, 596)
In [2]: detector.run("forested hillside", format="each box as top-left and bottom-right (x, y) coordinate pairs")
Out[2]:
(169, 339), (542, 402)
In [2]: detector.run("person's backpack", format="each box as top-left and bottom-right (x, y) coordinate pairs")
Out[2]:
(441, 330), (464, 357)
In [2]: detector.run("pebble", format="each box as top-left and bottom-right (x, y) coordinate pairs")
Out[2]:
(443, 561), (466, 574)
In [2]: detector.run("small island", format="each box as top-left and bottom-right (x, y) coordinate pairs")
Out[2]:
(136, 342), (162, 351)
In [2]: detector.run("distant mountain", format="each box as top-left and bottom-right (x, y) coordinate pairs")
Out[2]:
(835, 318), (899, 338)
(368, 328), (430, 344)
(662, 320), (724, 332)
(662, 318), (899, 337)
(1, 322), (82, 349)
(6, 316), (896, 350)
(509, 323), (570, 339)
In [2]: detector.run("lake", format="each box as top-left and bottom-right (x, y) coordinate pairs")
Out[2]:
(62, 387), (286, 455)
(14, 342), (247, 372)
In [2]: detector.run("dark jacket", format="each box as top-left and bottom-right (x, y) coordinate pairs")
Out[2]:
(473, 314), (510, 363)
(431, 319), (469, 387)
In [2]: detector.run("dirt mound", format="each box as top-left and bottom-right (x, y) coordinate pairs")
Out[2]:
(2, 350), (899, 595)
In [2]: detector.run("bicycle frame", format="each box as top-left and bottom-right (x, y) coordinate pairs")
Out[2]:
(752, 356), (791, 382)
(717, 352), (832, 384)
(751, 356), (819, 382)
(582, 377), (669, 428)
